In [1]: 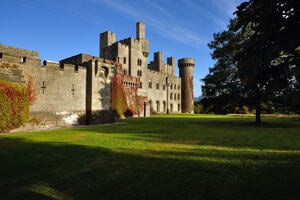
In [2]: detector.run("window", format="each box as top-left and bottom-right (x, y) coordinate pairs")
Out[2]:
(163, 84), (166, 91)
(139, 82), (143, 88)
(137, 59), (142, 66)
(170, 93), (173, 100)
(178, 85), (180, 90)
(123, 69), (127, 75)
(137, 70), (142, 77)
(178, 93), (180, 100)
(170, 84), (173, 89)
(0, 52), (2, 59)
(156, 82), (159, 90)
(20, 56), (26, 63)
(149, 81), (152, 89)
(124, 57), (126, 64)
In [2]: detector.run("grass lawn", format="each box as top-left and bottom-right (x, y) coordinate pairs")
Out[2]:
(0, 114), (299, 200)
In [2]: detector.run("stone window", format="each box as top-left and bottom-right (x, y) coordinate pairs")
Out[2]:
(163, 84), (166, 91)
(139, 82), (143, 89)
(178, 85), (180, 90)
(178, 104), (181, 111)
(123, 57), (126, 64)
(149, 81), (152, 89)
(137, 59), (142, 66)
(137, 70), (142, 77)
(20, 56), (26, 63)
(178, 93), (180, 100)
(156, 82), (159, 90)
(170, 93), (173, 100)
(170, 84), (173, 89)
(100, 66), (109, 79)
(0, 52), (2, 59)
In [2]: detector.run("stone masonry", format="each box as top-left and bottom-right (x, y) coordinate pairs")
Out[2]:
(0, 22), (195, 126)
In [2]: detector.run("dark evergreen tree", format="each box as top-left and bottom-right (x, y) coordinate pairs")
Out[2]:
(202, 29), (244, 114)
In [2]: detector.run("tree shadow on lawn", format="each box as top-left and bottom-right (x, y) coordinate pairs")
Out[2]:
(0, 137), (299, 200)
(77, 116), (300, 151)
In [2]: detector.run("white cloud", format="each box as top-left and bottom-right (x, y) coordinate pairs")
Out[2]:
(100, 0), (207, 48)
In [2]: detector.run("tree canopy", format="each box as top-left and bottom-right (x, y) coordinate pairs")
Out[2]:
(201, 0), (300, 123)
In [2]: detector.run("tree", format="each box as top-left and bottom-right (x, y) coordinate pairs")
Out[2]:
(231, 0), (300, 123)
(202, 29), (245, 114)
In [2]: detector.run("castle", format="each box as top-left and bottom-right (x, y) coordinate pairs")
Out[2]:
(0, 22), (195, 126)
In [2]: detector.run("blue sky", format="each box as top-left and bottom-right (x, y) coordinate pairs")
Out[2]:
(1, 0), (244, 97)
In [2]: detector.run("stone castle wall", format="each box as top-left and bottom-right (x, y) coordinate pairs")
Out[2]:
(0, 44), (117, 126)
(0, 22), (195, 129)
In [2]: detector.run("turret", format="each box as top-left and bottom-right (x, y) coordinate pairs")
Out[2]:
(154, 52), (164, 72)
(99, 31), (116, 58)
(178, 58), (195, 113)
(136, 22), (149, 57)
(167, 57), (175, 76)
(136, 22), (145, 39)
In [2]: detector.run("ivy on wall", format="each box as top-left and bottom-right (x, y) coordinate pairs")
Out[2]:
(189, 76), (194, 100)
(111, 68), (146, 118)
(0, 76), (36, 133)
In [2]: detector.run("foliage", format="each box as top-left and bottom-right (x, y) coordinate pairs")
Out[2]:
(202, 26), (246, 114)
(0, 115), (299, 199)
(193, 101), (203, 114)
(111, 71), (146, 118)
(26, 74), (37, 105)
(203, 0), (299, 122)
(0, 80), (29, 132)
(231, 0), (300, 123)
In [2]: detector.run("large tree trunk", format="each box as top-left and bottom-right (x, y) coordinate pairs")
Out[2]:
(255, 88), (261, 124)
(256, 102), (261, 124)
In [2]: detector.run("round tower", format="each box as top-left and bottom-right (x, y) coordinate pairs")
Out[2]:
(178, 58), (195, 113)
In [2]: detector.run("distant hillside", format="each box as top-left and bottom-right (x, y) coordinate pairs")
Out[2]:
(194, 96), (203, 102)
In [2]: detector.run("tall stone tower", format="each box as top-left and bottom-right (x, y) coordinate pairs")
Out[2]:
(178, 58), (195, 113)
(136, 22), (145, 39)
(99, 31), (116, 58)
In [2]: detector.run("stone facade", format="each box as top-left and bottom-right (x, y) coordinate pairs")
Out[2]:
(0, 22), (195, 126)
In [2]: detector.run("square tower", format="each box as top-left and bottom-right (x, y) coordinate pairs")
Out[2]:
(136, 22), (145, 39)
(100, 31), (116, 58)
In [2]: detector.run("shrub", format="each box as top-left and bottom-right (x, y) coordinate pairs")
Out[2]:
(237, 105), (250, 114)
(194, 102), (203, 114)
(0, 80), (29, 133)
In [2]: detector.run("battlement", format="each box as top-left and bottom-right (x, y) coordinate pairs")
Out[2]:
(42, 60), (87, 75)
(0, 43), (39, 59)
(147, 68), (178, 78)
(178, 58), (195, 67)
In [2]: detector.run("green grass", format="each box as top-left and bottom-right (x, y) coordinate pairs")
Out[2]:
(0, 114), (299, 200)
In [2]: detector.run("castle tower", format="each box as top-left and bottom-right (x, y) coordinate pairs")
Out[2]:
(154, 52), (164, 72)
(167, 57), (175, 76)
(136, 22), (145, 39)
(100, 31), (116, 58)
(178, 58), (195, 113)
(136, 22), (149, 57)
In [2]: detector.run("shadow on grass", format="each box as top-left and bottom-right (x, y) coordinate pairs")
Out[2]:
(77, 116), (300, 151)
(0, 137), (299, 200)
